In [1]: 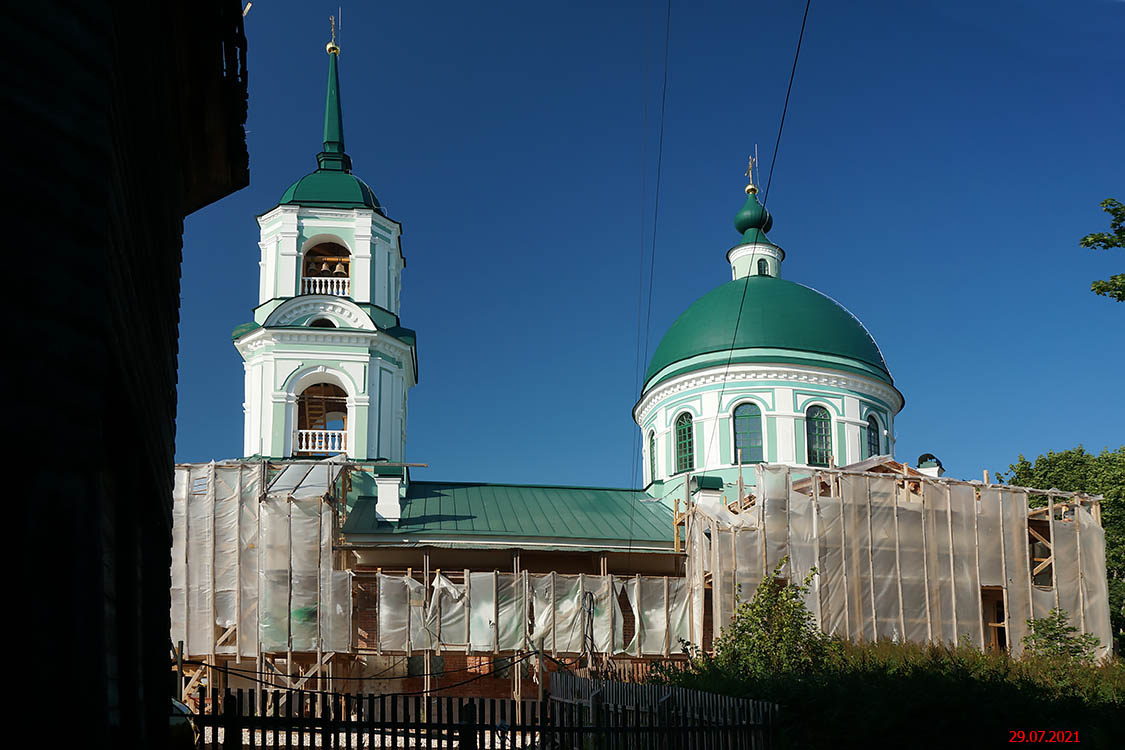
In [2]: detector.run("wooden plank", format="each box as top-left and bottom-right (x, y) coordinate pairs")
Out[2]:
(919, 479), (933, 641)
(891, 480), (907, 646)
(235, 467), (243, 663)
(838, 473), (852, 641)
(944, 483), (959, 644)
(972, 485), (986, 650)
(1075, 500), (1087, 634)
(865, 476), (878, 638)
(997, 489), (1012, 651)
(209, 462), (218, 666)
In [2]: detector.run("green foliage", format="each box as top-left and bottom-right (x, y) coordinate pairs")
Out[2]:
(1024, 608), (1100, 663)
(710, 561), (834, 679)
(1079, 197), (1124, 301)
(654, 570), (1124, 748)
(996, 446), (1125, 654)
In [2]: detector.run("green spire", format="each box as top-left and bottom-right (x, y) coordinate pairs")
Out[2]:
(317, 41), (352, 172)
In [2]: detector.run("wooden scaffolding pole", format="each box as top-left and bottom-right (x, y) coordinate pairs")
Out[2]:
(891, 478), (907, 640)
(944, 483), (959, 644)
(997, 489), (1012, 650)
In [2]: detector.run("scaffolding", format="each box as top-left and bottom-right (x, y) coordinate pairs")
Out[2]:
(170, 459), (353, 697)
(169, 460), (695, 698)
(170, 459), (1114, 701)
(684, 464), (1112, 659)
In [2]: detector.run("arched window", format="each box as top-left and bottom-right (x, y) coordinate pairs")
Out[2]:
(674, 413), (694, 474)
(308, 317), (336, 328)
(302, 241), (351, 296)
(295, 383), (348, 455)
(732, 403), (764, 463)
(805, 405), (832, 467)
(866, 414), (881, 458)
(757, 258), (770, 277)
(648, 431), (657, 482)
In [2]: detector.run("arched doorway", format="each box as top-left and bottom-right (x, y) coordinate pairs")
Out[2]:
(295, 383), (348, 454)
(302, 241), (351, 296)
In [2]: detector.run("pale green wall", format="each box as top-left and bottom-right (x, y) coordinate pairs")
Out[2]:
(767, 417), (778, 462)
(718, 416), (731, 464)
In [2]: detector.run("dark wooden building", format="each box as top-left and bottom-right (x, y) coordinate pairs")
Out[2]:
(8, 2), (248, 746)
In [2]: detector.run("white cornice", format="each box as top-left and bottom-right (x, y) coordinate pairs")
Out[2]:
(634, 363), (903, 423)
(237, 327), (412, 363)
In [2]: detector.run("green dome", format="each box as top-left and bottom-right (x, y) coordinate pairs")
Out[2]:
(279, 169), (381, 210)
(644, 276), (893, 390)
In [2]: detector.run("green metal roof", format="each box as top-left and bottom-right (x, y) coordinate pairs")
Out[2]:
(279, 170), (381, 210)
(644, 276), (892, 390)
(341, 480), (674, 547)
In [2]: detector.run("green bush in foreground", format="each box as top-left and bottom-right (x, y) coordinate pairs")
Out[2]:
(654, 561), (1124, 748)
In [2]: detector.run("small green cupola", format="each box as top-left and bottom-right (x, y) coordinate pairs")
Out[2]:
(278, 39), (382, 211)
(733, 188), (774, 245)
(727, 161), (785, 279)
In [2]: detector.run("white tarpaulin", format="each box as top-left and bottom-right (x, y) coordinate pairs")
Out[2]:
(686, 464), (1112, 660)
(171, 460), (351, 657)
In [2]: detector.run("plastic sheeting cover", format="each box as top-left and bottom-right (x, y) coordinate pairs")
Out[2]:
(685, 465), (1111, 659)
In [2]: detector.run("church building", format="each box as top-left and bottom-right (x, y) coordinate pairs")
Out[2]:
(170, 40), (1111, 699)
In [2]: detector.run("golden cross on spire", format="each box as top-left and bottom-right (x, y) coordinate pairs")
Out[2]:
(327, 15), (340, 54)
(745, 153), (759, 195)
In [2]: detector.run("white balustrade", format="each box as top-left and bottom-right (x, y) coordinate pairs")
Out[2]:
(302, 276), (350, 296)
(296, 429), (347, 454)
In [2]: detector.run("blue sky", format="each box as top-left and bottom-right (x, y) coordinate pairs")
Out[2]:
(177, 0), (1123, 485)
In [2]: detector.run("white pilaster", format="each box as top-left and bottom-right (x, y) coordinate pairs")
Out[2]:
(352, 216), (373, 304)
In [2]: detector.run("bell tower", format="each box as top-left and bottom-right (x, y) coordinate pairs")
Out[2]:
(233, 36), (417, 460)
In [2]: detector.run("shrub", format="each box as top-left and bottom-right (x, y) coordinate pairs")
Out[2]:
(710, 560), (834, 680)
(653, 565), (1124, 748)
(1023, 608), (1100, 663)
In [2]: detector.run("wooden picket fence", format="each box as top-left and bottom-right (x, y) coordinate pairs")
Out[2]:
(551, 672), (776, 726)
(192, 681), (775, 748)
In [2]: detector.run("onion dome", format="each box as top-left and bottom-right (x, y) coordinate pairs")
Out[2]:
(733, 189), (774, 245)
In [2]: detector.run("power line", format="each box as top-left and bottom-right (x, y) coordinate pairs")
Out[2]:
(628, 0), (653, 532)
(697, 0), (813, 485)
(627, 0), (673, 556)
(762, 0), (812, 204)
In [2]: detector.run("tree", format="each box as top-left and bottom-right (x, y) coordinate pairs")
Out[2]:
(997, 446), (1125, 653)
(1079, 198), (1124, 302)
(1024, 608), (1100, 664)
